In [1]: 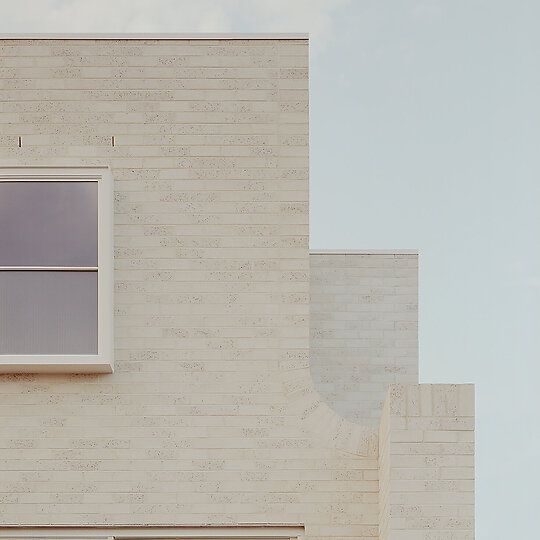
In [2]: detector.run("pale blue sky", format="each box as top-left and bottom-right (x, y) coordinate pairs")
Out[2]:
(308, 3), (540, 538)
(1, 0), (539, 537)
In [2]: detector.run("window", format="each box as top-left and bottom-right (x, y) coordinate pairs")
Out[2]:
(0, 167), (113, 373)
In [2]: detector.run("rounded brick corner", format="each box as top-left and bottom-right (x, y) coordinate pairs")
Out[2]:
(279, 358), (379, 457)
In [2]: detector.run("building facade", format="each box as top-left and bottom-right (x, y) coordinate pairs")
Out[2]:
(0, 35), (474, 540)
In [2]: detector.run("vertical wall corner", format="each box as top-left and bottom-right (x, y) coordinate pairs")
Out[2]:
(378, 383), (475, 539)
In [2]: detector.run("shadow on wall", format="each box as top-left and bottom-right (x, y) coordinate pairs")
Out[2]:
(285, 251), (418, 456)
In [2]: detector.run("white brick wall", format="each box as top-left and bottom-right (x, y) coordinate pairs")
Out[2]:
(0, 38), (380, 540)
(310, 252), (418, 426)
(379, 384), (475, 540)
(0, 38), (474, 540)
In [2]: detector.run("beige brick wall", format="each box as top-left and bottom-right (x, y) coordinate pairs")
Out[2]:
(379, 384), (475, 540)
(0, 38), (380, 539)
(310, 252), (418, 426)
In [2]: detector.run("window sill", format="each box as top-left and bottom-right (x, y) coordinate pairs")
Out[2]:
(0, 355), (113, 373)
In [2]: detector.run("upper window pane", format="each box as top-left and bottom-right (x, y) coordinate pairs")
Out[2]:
(0, 181), (98, 267)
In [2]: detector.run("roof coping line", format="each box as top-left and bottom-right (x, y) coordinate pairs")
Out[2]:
(0, 33), (309, 40)
(310, 249), (419, 255)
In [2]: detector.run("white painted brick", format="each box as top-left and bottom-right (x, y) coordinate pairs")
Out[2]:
(379, 384), (475, 540)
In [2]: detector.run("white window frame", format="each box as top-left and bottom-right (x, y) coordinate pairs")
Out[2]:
(0, 167), (114, 373)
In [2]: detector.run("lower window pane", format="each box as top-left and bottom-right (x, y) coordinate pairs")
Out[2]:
(0, 271), (97, 354)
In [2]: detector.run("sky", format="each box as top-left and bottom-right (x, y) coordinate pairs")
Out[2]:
(0, 0), (539, 537)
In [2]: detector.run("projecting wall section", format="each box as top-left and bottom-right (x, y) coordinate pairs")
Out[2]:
(310, 252), (418, 426)
(379, 384), (475, 540)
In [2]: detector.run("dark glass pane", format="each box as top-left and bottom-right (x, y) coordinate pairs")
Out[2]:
(0, 271), (97, 354)
(0, 181), (98, 267)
